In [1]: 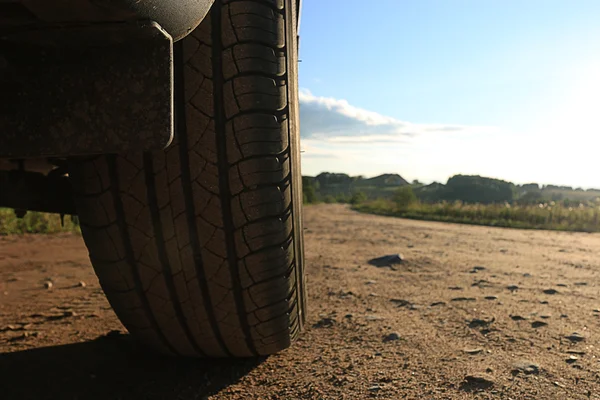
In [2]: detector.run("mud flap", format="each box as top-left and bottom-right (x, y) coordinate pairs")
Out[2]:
(0, 21), (173, 158)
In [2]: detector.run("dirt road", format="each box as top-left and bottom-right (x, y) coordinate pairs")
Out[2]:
(2, 204), (600, 399)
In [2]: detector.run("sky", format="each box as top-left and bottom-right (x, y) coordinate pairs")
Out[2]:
(297, 0), (600, 188)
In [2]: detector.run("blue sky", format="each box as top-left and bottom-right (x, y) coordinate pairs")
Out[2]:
(297, 0), (600, 188)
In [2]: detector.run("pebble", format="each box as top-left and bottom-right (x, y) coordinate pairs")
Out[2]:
(565, 332), (585, 342)
(543, 289), (559, 295)
(566, 355), (578, 364)
(473, 266), (486, 271)
(365, 280), (377, 285)
(462, 374), (495, 389)
(464, 348), (484, 355)
(531, 321), (548, 328)
(390, 299), (410, 307)
(78, 281), (87, 288)
(451, 297), (476, 302)
(510, 315), (527, 321)
(539, 300), (549, 304)
(566, 350), (586, 355)
(448, 286), (463, 291)
(512, 360), (540, 375)
(468, 318), (493, 328)
(574, 282), (588, 286)
(368, 384), (383, 392)
(44, 281), (53, 289)
(506, 285), (519, 291)
(383, 332), (401, 342)
(540, 314), (551, 319)
(523, 273), (532, 277)
(313, 317), (335, 328)
(484, 296), (498, 300)
(430, 301), (445, 307)
(557, 283), (568, 287)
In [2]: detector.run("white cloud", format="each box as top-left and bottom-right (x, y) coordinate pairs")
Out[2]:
(299, 89), (499, 141)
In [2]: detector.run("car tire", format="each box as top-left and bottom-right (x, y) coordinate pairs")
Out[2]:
(68, 0), (305, 358)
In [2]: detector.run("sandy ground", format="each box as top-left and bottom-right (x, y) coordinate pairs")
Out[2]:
(2, 204), (600, 399)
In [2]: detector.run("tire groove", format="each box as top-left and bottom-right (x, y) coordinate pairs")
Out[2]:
(175, 40), (233, 358)
(107, 155), (179, 356)
(213, 0), (259, 356)
(143, 153), (207, 357)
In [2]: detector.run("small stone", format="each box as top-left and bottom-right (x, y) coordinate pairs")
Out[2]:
(464, 348), (484, 355)
(553, 381), (566, 388)
(540, 300), (549, 304)
(574, 282), (588, 286)
(365, 315), (384, 321)
(313, 317), (335, 328)
(365, 280), (377, 285)
(462, 374), (495, 390)
(566, 355), (578, 364)
(543, 289), (558, 295)
(430, 301), (445, 307)
(565, 332), (585, 342)
(468, 318), (494, 328)
(409, 304), (421, 310)
(507, 285), (519, 292)
(473, 266), (486, 271)
(451, 297), (476, 302)
(557, 283), (568, 287)
(512, 360), (540, 375)
(531, 321), (548, 328)
(390, 299), (410, 307)
(78, 281), (87, 288)
(523, 273), (532, 277)
(448, 286), (463, 290)
(44, 281), (53, 289)
(566, 350), (586, 355)
(484, 296), (498, 300)
(383, 332), (401, 342)
(344, 314), (353, 319)
(510, 315), (527, 321)
(540, 314), (551, 319)
(560, 314), (568, 319)
(368, 384), (383, 391)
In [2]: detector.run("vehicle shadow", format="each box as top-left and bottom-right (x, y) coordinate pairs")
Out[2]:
(0, 332), (265, 400)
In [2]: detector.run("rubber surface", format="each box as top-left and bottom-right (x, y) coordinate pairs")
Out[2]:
(69, 0), (305, 358)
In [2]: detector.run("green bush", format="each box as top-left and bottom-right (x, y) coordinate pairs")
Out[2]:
(0, 208), (80, 235)
(393, 186), (417, 210)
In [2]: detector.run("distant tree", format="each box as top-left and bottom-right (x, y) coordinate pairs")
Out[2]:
(350, 191), (368, 205)
(302, 177), (317, 204)
(412, 179), (422, 185)
(323, 195), (336, 204)
(393, 186), (417, 210)
(518, 189), (543, 205)
(336, 193), (350, 204)
(443, 175), (514, 204)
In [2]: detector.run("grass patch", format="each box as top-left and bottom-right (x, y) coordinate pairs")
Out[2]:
(353, 200), (600, 233)
(0, 208), (81, 235)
